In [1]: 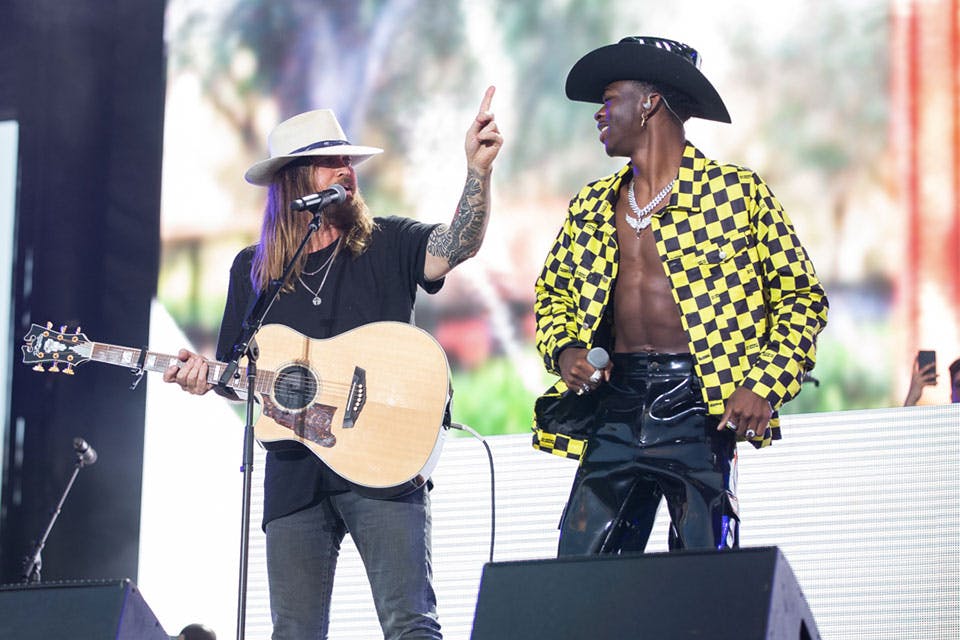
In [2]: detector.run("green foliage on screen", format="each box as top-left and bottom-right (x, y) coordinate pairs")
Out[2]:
(449, 356), (543, 437)
(780, 327), (895, 415)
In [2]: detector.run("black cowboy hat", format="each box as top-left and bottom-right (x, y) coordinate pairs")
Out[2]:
(565, 36), (731, 123)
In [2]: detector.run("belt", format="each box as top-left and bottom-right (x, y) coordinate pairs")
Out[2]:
(611, 352), (697, 382)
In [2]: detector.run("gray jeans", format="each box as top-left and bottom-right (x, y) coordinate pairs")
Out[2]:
(265, 487), (441, 640)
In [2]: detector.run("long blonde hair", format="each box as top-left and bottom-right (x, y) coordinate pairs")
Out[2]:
(250, 160), (375, 292)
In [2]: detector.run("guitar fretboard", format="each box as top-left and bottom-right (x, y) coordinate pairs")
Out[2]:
(90, 342), (276, 393)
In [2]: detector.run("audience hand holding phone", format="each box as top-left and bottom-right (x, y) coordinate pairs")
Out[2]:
(904, 350), (938, 406)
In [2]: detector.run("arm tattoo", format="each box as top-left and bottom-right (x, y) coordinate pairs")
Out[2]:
(427, 168), (488, 268)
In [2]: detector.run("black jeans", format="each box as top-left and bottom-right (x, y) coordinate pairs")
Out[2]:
(557, 352), (739, 555)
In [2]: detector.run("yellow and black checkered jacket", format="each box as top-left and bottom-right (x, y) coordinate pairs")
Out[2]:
(533, 143), (828, 460)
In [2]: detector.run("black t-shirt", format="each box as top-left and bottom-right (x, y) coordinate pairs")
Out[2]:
(214, 216), (443, 528)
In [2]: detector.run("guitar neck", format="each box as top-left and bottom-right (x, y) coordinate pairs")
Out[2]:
(89, 342), (272, 393)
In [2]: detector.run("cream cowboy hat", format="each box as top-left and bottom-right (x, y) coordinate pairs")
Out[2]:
(244, 109), (383, 185)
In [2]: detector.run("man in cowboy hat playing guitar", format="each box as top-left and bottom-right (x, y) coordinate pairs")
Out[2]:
(165, 87), (501, 639)
(533, 37), (827, 554)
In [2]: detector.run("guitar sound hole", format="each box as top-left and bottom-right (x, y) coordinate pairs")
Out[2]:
(273, 364), (318, 411)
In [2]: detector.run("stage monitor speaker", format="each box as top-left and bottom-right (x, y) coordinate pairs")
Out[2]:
(471, 546), (819, 640)
(0, 578), (169, 639)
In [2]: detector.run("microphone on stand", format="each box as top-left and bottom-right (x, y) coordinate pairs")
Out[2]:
(290, 184), (347, 212)
(73, 437), (98, 466)
(21, 436), (98, 583)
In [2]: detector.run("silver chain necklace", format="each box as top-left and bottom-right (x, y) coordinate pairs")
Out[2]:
(298, 238), (341, 306)
(626, 176), (675, 235)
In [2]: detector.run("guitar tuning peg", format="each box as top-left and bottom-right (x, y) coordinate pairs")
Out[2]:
(33, 364), (45, 372)
(75, 326), (82, 333)
(48, 362), (60, 373)
(46, 321), (53, 329)
(63, 364), (75, 375)
(59, 325), (67, 333)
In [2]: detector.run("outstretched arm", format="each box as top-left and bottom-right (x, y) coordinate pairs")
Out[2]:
(424, 86), (503, 281)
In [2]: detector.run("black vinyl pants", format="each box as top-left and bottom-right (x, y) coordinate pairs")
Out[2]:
(557, 353), (739, 555)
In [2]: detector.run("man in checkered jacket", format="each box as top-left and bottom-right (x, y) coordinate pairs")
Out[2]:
(533, 37), (828, 554)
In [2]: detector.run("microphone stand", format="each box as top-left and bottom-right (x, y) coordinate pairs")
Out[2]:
(219, 205), (328, 640)
(21, 443), (95, 584)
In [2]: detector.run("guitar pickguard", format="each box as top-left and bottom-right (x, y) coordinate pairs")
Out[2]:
(262, 395), (338, 448)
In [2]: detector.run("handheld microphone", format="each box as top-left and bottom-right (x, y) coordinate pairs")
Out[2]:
(586, 347), (609, 370)
(290, 184), (347, 212)
(586, 347), (609, 383)
(73, 437), (98, 466)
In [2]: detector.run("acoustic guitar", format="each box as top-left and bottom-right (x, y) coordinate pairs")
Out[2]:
(22, 321), (451, 497)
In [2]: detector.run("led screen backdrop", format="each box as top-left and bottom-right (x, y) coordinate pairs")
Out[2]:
(140, 399), (960, 639)
(158, 0), (960, 434)
(140, 0), (960, 638)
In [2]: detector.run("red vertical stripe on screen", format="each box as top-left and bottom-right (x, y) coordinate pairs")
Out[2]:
(951, 0), (960, 310)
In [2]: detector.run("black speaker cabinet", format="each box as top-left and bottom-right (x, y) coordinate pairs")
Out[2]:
(471, 546), (819, 640)
(0, 579), (169, 639)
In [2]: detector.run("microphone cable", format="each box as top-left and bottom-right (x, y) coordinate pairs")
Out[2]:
(449, 422), (495, 564)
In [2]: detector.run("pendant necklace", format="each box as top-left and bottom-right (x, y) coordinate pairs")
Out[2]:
(298, 238), (341, 306)
(626, 176), (675, 236)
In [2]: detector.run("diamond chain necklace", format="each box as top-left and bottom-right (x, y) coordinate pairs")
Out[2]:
(626, 176), (675, 235)
(297, 237), (342, 306)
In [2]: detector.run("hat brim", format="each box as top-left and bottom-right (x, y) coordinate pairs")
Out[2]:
(244, 144), (384, 186)
(565, 43), (731, 123)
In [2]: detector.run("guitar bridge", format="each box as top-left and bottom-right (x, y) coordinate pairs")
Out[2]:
(342, 366), (366, 428)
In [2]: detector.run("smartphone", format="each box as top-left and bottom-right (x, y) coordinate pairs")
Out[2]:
(917, 350), (936, 371)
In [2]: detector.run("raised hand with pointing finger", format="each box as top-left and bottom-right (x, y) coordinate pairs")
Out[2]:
(465, 85), (503, 173)
(425, 85), (504, 280)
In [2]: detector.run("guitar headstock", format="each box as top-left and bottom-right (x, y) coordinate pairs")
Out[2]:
(21, 322), (93, 374)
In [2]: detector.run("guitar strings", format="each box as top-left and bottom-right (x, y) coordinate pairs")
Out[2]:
(259, 380), (362, 398)
(99, 345), (397, 397)
(45, 335), (424, 403)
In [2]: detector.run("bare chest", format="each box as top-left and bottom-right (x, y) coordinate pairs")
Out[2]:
(612, 194), (688, 352)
